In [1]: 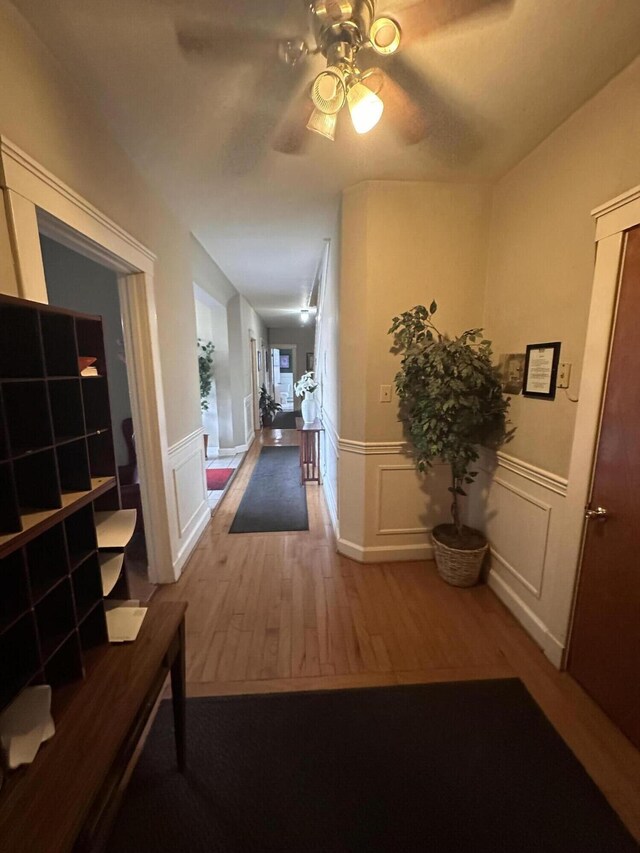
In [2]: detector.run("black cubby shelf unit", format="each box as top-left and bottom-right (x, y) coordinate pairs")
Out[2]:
(0, 293), (124, 714)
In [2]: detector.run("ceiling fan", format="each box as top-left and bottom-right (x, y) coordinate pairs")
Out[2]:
(176, 0), (509, 154)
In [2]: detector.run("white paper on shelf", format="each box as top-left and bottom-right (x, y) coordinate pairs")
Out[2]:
(106, 605), (147, 643)
(99, 552), (124, 596)
(0, 685), (55, 770)
(95, 509), (137, 549)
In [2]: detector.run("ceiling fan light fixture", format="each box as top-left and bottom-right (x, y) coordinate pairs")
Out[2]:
(306, 108), (337, 141)
(369, 17), (402, 55)
(347, 81), (384, 134)
(311, 67), (347, 115)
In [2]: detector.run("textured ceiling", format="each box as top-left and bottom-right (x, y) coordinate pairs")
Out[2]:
(10, 0), (640, 326)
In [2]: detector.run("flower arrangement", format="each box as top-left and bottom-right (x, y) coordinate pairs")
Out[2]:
(294, 370), (318, 398)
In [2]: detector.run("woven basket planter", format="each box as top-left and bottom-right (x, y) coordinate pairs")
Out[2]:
(432, 526), (488, 588)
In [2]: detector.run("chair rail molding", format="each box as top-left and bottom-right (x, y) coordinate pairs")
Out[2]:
(338, 438), (409, 456)
(491, 450), (568, 497)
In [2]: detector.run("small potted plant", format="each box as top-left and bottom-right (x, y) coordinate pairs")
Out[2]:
(389, 302), (513, 587)
(259, 384), (282, 427)
(294, 370), (319, 424)
(198, 338), (215, 455)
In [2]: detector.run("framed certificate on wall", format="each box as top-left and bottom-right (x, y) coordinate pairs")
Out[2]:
(523, 342), (561, 400)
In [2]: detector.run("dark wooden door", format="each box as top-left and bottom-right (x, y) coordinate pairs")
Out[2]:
(568, 225), (640, 749)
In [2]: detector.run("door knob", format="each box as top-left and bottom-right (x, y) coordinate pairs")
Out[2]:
(585, 506), (608, 521)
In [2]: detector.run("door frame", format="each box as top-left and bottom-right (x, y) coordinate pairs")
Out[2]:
(0, 136), (176, 583)
(249, 337), (259, 431)
(272, 343), (297, 399)
(556, 185), (640, 662)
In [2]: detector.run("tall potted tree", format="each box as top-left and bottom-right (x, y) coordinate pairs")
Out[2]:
(389, 302), (513, 587)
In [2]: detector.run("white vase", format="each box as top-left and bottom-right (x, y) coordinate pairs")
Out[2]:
(301, 392), (316, 424)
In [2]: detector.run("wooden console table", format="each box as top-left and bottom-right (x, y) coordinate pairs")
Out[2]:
(296, 418), (324, 484)
(0, 601), (187, 853)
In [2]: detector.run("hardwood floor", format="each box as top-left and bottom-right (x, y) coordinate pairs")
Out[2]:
(156, 428), (640, 841)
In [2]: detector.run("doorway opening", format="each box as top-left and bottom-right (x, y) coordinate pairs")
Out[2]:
(193, 285), (245, 514)
(39, 234), (154, 601)
(267, 324), (316, 426)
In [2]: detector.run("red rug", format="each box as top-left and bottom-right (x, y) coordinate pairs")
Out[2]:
(206, 468), (235, 491)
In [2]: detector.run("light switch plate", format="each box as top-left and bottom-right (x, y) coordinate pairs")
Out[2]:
(557, 362), (572, 389)
(379, 384), (392, 403)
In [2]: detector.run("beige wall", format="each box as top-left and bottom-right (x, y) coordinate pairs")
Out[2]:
(0, 2), (199, 447)
(484, 55), (640, 478)
(341, 180), (492, 444)
(338, 180), (492, 560)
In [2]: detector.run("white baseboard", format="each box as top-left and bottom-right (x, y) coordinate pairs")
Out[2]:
(172, 502), (211, 577)
(337, 537), (433, 563)
(217, 438), (253, 457)
(487, 569), (565, 668)
(322, 479), (339, 536)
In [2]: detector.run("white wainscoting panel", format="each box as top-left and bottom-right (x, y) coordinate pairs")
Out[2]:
(471, 449), (567, 668)
(484, 477), (551, 597)
(243, 394), (254, 446)
(377, 463), (449, 535)
(338, 441), (450, 563)
(321, 409), (339, 535)
(167, 428), (210, 576)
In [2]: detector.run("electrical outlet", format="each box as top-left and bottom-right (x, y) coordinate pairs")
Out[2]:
(557, 362), (572, 389)
(379, 384), (392, 403)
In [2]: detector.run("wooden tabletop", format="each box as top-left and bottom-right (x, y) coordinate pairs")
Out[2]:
(0, 601), (187, 853)
(295, 418), (324, 432)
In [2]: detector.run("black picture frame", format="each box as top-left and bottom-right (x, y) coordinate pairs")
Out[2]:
(306, 352), (314, 371)
(523, 342), (561, 400)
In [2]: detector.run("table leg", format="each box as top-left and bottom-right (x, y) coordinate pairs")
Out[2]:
(170, 618), (186, 772)
(299, 433), (304, 484)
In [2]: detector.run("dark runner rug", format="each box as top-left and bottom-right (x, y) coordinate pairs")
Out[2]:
(271, 409), (301, 429)
(229, 446), (308, 533)
(106, 680), (637, 853)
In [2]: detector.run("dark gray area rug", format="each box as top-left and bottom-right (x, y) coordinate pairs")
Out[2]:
(107, 680), (637, 853)
(271, 409), (301, 429)
(229, 446), (308, 533)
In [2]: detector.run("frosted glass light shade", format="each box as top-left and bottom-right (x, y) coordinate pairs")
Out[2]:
(307, 108), (337, 141)
(370, 17), (402, 55)
(347, 82), (384, 134)
(311, 67), (346, 115)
